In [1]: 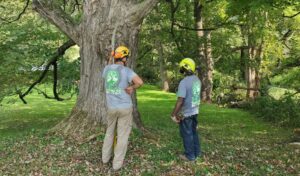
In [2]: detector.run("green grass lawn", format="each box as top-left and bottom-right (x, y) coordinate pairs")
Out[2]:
(0, 85), (299, 175)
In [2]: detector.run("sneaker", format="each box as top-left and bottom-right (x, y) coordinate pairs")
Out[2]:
(102, 160), (110, 165)
(179, 154), (189, 161)
(112, 163), (123, 171)
(113, 160), (126, 171)
(179, 154), (196, 162)
(112, 166), (122, 172)
(108, 167), (121, 174)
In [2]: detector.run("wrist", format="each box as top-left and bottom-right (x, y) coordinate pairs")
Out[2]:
(132, 84), (140, 89)
(131, 85), (137, 90)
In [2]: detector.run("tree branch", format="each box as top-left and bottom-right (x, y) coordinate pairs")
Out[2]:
(174, 22), (217, 31)
(137, 47), (152, 60)
(221, 85), (262, 95)
(281, 29), (293, 40)
(174, 19), (241, 32)
(1, 0), (30, 24)
(127, 0), (159, 25)
(231, 46), (250, 52)
(271, 57), (300, 77)
(33, 87), (55, 99)
(32, 0), (81, 44)
(18, 91), (27, 104)
(53, 61), (64, 101)
(19, 39), (75, 104)
(166, 0), (186, 57)
(283, 11), (300, 18)
(5, 0), (30, 23)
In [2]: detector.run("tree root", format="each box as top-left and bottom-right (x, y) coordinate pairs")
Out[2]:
(49, 108), (104, 141)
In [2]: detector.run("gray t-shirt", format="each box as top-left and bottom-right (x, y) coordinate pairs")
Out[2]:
(177, 75), (201, 117)
(103, 64), (137, 109)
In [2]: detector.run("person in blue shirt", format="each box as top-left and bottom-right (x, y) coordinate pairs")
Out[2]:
(102, 46), (143, 171)
(171, 58), (202, 161)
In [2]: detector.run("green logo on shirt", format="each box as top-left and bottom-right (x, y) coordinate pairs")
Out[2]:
(105, 69), (121, 94)
(192, 81), (200, 107)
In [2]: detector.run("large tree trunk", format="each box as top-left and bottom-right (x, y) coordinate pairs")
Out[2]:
(194, 1), (213, 103)
(33, 0), (159, 138)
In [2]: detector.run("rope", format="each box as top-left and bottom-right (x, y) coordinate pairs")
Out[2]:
(111, 23), (119, 64)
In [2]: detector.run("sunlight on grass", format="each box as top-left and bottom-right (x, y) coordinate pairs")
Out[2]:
(0, 84), (298, 175)
(0, 89), (76, 138)
(268, 87), (298, 99)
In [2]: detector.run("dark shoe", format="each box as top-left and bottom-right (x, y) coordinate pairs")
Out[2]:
(179, 154), (189, 161)
(196, 151), (204, 157)
(179, 154), (196, 162)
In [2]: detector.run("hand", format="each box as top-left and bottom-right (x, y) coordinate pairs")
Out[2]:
(125, 86), (134, 95)
(171, 115), (180, 124)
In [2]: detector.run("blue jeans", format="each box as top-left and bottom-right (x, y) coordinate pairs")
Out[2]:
(179, 114), (201, 160)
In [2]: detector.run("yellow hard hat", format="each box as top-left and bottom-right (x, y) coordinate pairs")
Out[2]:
(179, 58), (196, 73)
(112, 46), (129, 59)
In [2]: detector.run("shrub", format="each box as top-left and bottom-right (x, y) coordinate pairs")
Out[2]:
(245, 95), (300, 127)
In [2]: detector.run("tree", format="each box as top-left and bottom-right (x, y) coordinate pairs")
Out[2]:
(225, 0), (300, 99)
(31, 0), (159, 138)
(165, 0), (228, 102)
(157, 40), (169, 91)
(194, 0), (214, 103)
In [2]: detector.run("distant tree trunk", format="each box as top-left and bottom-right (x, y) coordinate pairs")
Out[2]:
(194, 1), (213, 103)
(33, 0), (159, 138)
(241, 11), (267, 100)
(254, 42), (263, 98)
(245, 53), (257, 99)
(240, 48), (246, 80)
(245, 40), (262, 99)
(157, 40), (169, 91)
(203, 31), (213, 103)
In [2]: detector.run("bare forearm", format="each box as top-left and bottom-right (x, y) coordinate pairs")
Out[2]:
(131, 83), (142, 89)
(172, 98), (183, 116)
(131, 75), (143, 89)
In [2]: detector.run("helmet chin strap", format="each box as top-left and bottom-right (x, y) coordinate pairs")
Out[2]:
(115, 57), (127, 66)
(180, 67), (193, 76)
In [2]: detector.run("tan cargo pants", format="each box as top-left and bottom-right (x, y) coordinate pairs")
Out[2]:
(102, 107), (133, 170)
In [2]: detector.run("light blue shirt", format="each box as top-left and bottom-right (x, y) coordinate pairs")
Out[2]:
(103, 64), (137, 109)
(177, 75), (201, 117)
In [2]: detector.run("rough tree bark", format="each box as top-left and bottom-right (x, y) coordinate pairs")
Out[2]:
(194, 1), (213, 103)
(240, 11), (268, 100)
(245, 46), (258, 99)
(32, 0), (159, 138)
(244, 33), (263, 99)
(203, 31), (213, 102)
(157, 40), (169, 91)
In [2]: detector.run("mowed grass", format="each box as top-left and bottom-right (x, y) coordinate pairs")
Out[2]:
(0, 90), (75, 139)
(0, 85), (299, 175)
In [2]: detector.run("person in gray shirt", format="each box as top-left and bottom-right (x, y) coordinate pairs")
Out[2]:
(102, 46), (143, 171)
(171, 58), (201, 161)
